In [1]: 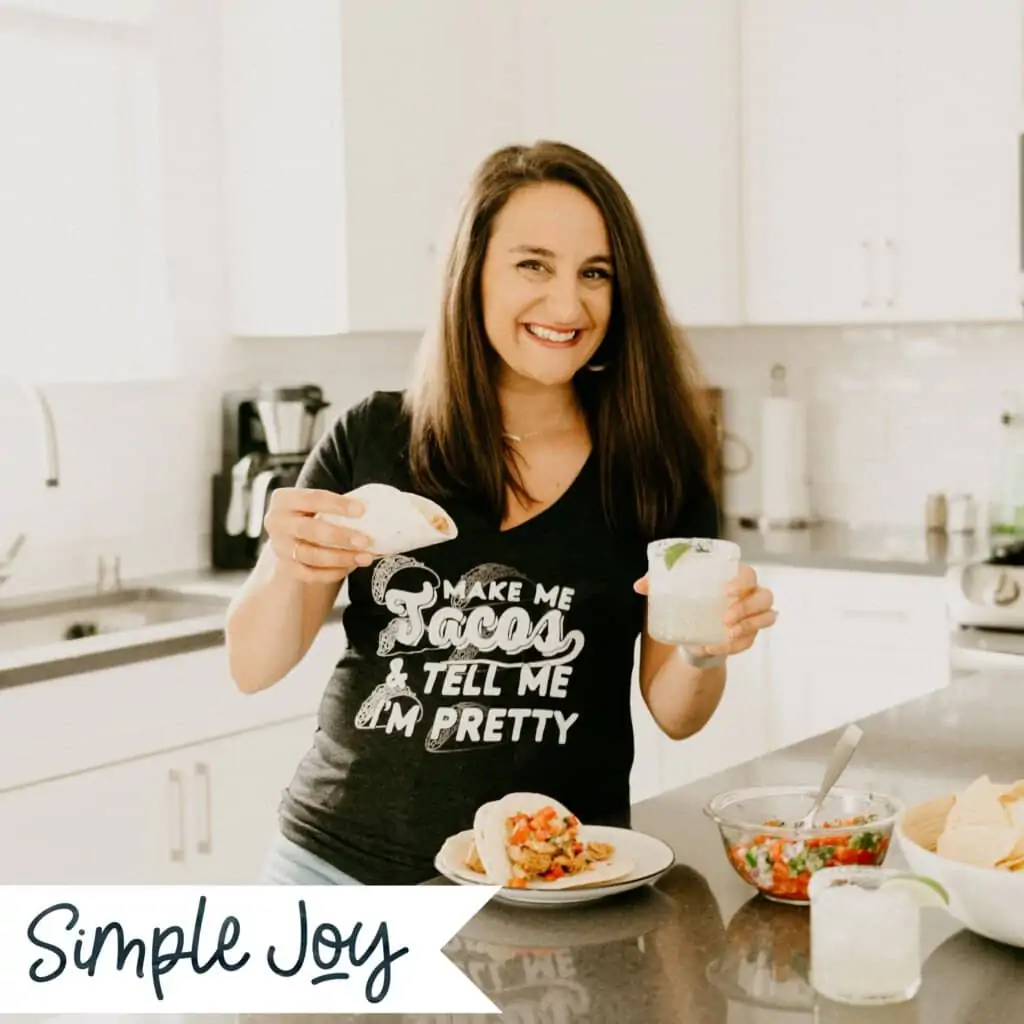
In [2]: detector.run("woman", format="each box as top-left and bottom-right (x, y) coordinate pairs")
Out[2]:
(225, 141), (777, 886)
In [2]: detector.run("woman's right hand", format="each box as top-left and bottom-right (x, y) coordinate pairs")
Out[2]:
(263, 487), (376, 583)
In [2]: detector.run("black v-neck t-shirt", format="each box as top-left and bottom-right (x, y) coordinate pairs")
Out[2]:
(277, 391), (719, 884)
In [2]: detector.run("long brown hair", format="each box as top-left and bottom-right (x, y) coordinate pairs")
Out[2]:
(405, 140), (718, 540)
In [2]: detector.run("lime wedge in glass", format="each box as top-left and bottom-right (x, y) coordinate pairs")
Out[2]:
(663, 542), (691, 571)
(879, 873), (950, 908)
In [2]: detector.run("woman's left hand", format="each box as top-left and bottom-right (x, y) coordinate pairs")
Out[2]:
(634, 562), (777, 659)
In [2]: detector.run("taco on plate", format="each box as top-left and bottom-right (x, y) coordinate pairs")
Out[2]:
(467, 791), (633, 890)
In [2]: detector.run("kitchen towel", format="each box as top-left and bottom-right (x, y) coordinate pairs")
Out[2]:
(759, 394), (811, 522)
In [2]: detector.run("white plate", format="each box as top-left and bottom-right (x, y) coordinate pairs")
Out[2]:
(434, 825), (676, 907)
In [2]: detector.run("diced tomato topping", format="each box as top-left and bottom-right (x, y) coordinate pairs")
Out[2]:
(508, 878), (526, 888)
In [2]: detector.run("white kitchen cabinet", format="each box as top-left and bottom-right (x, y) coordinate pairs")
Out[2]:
(886, 0), (1021, 322)
(742, 0), (1021, 325)
(221, 0), (518, 336)
(519, 0), (742, 327)
(0, 715), (318, 885)
(742, 0), (889, 325)
(0, 750), (192, 884)
(183, 716), (319, 884)
(0, 620), (345, 791)
(758, 565), (951, 750)
(658, 641), (771, 792)
(629, 642), (663, 804)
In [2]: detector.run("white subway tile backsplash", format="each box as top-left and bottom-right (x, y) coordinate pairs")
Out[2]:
(689, 322), (1024, 529)
(2, 320), (1022, 598)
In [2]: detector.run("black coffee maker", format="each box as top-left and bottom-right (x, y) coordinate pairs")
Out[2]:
(211, 384), (330, 570)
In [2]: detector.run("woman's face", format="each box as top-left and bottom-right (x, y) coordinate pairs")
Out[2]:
(480, 182), (614, 389)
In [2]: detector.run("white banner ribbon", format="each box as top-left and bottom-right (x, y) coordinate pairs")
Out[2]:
(0, 884), (501, 1014)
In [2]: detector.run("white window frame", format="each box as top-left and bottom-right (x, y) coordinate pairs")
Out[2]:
(0, 1), (175, 382)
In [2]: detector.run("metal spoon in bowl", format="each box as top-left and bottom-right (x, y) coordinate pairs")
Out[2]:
(794, 724), (865, 831)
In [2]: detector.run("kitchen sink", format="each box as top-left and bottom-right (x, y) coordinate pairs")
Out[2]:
(0, 587), (230, 655)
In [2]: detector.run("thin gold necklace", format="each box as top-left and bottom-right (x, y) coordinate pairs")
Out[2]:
(503, 417), (578, 443)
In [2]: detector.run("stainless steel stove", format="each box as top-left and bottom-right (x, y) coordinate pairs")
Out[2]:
(947, 537), (1024, 670)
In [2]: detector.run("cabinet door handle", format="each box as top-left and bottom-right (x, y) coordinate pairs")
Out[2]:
(884, 237), (899, 307)
(840, 608), (909, 623)
(195, 761), (213, 855)
(167, 769), (185, 863)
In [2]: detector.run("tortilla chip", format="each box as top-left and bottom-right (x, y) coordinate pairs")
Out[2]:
(1004, 798), (1024, 832)
(936, 824), (1019, 868)
(902, 794), (955, 852)
(999, 779), (1024, 802)
(946, 776), (1013, 830)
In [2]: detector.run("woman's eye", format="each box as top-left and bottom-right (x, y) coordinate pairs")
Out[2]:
(582, 267), (612, 281)
(517, 259), (546, 273)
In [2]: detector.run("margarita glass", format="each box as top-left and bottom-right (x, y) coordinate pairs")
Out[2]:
(646, 537), (740, 646)
(809, 866), (927, 1006)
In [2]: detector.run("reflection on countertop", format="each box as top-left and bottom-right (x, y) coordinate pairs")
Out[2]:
(723, 516), (1008, 576)
(229, 670), (1024, 1024)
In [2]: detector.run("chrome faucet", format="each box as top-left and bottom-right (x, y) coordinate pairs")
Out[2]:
(0, 377), (61, 588)
(4, 376), (60, 487)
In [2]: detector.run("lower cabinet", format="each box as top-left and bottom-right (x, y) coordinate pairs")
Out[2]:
(0, 715), (318, 885)
(758, 564), (951, 751)
(0, 749), (195, 884)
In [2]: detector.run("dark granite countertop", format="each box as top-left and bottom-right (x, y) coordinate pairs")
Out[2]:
(234, 667), (1023, 1023)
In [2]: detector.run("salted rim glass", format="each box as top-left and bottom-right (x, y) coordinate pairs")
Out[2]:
(646, 537), (741, 578)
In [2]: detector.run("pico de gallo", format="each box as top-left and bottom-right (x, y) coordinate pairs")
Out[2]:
(726, 814), (890, 902)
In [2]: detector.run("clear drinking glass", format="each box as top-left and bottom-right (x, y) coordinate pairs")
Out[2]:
(645, 538), (741, 646)
(809, 867), (921, 1007)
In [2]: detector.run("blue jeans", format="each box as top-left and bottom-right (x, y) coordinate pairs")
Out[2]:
(261, 831), (363, 885)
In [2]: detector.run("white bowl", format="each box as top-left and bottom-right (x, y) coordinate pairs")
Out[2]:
(896, 823), (1024, 948)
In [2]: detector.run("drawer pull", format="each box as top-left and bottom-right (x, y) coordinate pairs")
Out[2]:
(195, 761), (213, 855)
(167, 769), (185, 863)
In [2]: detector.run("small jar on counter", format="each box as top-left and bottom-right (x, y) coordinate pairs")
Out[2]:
(925, 492), (948, 532)
(947, 493), (977, 534)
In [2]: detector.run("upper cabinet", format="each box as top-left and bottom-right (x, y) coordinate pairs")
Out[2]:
(222, 0), (741, 336)
(221, 0), (518, 336)
(221, 0), (1023, 336)
(742, 0), (1022, 325)
(518, 0), (742, 327)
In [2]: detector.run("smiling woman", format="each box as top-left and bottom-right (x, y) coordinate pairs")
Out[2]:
(224, 139), (777, 888)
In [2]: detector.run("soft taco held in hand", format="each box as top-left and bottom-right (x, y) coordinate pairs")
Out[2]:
(316, 482), (457, 556)
(467, 792), (633, 889)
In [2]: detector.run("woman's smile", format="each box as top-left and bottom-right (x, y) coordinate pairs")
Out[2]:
(520, 322), (584, 347)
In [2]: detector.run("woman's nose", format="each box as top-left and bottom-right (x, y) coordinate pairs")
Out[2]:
(545, 274), (584, 323)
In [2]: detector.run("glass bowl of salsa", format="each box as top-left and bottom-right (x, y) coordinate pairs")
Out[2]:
(704, 785), (901, 904)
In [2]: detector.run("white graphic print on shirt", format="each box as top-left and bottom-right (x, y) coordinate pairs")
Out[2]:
(353, 556), (587, 754)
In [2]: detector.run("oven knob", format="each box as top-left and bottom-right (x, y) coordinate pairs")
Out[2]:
(989, 571), (1022, 607)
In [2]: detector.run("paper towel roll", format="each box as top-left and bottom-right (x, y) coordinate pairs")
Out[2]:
(760, 396), (811, 522)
